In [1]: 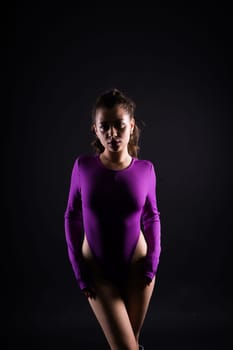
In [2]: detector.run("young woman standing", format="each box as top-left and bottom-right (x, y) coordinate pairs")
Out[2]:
(64, 88), (161, 349)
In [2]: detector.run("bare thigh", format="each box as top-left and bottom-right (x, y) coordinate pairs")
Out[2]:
(82, 235), (138, 349)
(123, 230), (156, 340)
(88, 281), (139, 350)
(81, 231), (156, 348)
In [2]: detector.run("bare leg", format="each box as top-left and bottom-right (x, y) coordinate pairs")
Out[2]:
(87, 279), (139, 350)
(82, 236), (137, 349)
(122, 231), (156, 344)
(82, 232), (156, 349)
(123, 263), (156, 344)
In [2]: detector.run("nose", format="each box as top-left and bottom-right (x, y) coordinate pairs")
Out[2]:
(109, 125), (118, 137)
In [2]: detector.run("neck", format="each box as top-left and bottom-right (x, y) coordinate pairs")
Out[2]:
(101, 151), (132, 164)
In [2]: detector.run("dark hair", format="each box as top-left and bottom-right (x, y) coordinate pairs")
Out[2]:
(90, 88), (143, 158)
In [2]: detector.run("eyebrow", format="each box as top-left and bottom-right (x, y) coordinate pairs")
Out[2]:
(99, 118), (125, 123)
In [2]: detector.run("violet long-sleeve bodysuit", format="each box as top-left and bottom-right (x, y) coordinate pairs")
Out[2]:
(64, 154), (161, 290)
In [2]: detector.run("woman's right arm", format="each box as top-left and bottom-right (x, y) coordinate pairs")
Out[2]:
(64, 157), (90, 291)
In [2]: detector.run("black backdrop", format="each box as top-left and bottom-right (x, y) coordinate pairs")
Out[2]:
(6, 3), (232, 349)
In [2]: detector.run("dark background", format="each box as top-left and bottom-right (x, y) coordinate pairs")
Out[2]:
(6, 3), (232, 349)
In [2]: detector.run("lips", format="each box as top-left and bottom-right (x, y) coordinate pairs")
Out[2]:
(108, 139), (121, 144)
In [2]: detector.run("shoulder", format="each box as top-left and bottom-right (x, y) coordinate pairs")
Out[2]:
(134, 157), (155, 171)
(74, 153), (96, 168)
(134, 158), (158, 180)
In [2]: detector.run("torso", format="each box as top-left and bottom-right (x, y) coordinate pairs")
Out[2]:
(82, 230), (147, 265)
(81, 155), (148, 271)
(72, 154), (158, 284)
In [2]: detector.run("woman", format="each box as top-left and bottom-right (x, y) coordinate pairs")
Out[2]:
(64, 88), (161, 350)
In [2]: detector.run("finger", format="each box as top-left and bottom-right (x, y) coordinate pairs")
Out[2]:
(83, 290), (90, 298)
(144, 277), (151, 286)
(82, 285), (97, 298)
(89, 289), (96, 299)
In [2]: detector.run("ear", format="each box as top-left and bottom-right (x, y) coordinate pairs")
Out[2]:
(92, 123), (97, 136)
(130, 117), (135, 131)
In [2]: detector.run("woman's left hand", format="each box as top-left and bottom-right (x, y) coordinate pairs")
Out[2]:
(82, 286), (96, 299)
(143, 275), (156, 286)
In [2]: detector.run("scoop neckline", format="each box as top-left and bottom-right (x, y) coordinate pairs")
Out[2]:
(95, 154), (135, 172)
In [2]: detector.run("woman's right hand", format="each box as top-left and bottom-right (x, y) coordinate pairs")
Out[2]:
(82, 286), (96, 299)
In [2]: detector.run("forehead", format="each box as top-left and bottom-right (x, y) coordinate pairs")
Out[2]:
(95, 106), (130, 122)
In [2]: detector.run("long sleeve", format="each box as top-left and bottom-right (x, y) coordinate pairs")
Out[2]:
(64, 157), (89, 290)
(141, 162), (161, 281)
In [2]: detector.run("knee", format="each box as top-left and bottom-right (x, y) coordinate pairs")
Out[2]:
(134, 332), (140, 343)
(112, 338), (138, 350)
(112, 344), (138, 350)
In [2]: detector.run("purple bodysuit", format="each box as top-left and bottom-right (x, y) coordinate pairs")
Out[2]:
(64, 154), (161, 290)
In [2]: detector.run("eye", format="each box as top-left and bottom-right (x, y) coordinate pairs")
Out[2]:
(115, 120), (126, 129)
(99, 122), (109, 131)
(99, 121), (126, 132)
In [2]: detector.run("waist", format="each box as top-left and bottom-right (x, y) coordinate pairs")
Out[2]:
(82, 230), (147, 264)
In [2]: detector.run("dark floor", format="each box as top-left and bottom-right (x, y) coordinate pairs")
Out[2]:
(6, 327), (231, 350)
(7, 286), (231, 350)
(8, 305), (231, 349)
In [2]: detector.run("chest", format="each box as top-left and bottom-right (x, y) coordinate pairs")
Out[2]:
(81, 170), (148, 215)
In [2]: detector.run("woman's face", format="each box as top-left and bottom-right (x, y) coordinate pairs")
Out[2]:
(93, 105), (135, 153)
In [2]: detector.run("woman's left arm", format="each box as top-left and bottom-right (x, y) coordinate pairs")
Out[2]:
(140, 162), (161, 283)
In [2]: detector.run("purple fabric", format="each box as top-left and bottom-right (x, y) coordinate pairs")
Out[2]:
(64, 154), (161, 290)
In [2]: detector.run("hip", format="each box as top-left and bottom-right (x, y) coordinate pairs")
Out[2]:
(81, 230), (148, 283)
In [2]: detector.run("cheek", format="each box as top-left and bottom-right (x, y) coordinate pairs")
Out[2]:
(122, 128), (131, 137)
(97, 129), (105, 137)
(99, 133), (106, 141)
(99, 132), (109, 142)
